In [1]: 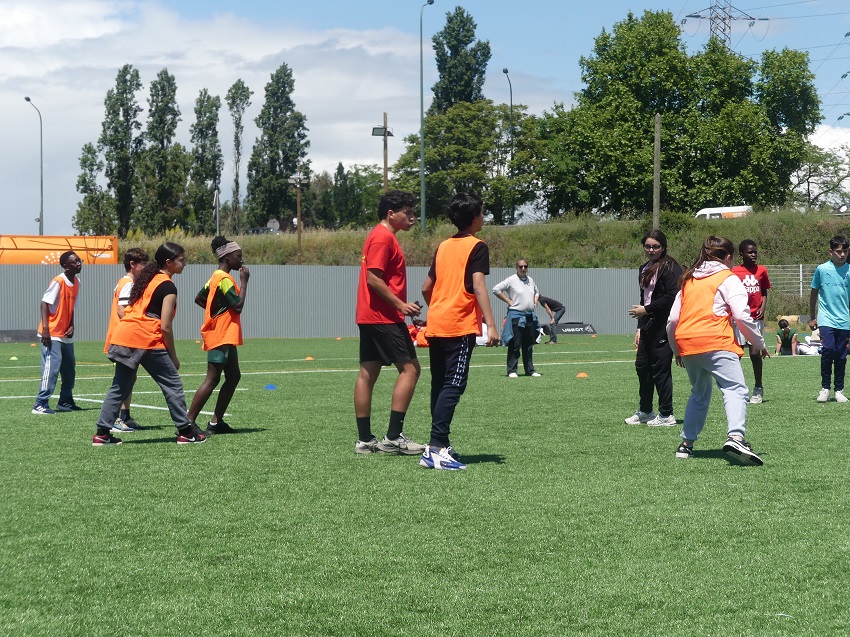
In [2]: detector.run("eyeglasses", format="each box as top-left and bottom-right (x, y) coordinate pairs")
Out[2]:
(517, 265), (528, 269)
(643, 244), (663, 252)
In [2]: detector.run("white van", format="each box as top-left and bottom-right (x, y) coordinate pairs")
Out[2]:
(694, 205), (752, 220)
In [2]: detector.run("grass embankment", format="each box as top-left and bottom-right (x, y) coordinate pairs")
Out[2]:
(127, 210), (850, 269)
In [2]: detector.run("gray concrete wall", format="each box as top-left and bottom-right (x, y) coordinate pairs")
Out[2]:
(2, 264), (638, 342)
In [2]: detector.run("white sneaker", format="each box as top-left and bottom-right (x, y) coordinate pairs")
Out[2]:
(749, 387), (764, 404)
(817, 388), (830, 403)
(647, 414), (677, 427)
(508, 372), (518, 378)
(624, 410), (655, 425)
(530, 372), (542, 377)
(837, 390), (849, 403)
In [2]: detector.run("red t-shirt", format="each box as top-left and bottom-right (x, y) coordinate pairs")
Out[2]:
(731, 264), (771, 318)
(355, 223), (407, 324)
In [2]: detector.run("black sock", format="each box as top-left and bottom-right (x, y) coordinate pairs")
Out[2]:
(119, 409), (130, 420)
(97, 427), (111, 437)
(356, 417), (373, 442)
(387, 411), (406, 440)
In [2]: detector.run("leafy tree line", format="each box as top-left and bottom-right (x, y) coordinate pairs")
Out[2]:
(75, 8), (849, 237)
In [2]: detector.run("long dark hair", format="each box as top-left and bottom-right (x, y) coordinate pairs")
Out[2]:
(640, 229), (680, 289)
(679, 236), (734, 287)
(128, 242), (184, 305)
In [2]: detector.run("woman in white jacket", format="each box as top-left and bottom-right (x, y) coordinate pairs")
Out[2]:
(666, 236), (770, 465)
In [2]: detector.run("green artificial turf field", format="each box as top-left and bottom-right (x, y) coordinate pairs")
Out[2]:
(1, 336), (849, 636)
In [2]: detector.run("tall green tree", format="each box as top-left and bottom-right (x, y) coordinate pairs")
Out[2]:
(393, 100), (536, 225)
(429, 7), (491, 115)
(245, 63), (309, 228)
(790, 143), (850, 210)
(187, 89), (223, 234)
(225, 79), (253, 233)
(537, 10), (822, 216)
(134, 68), (188, 233)
(72, 142), (117, 235)
(98, 64), (143, 238)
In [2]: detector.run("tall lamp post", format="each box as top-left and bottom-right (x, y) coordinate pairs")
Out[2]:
(371, 112), (394, 192)
(502, 69), (514, 224)
(24, 96), (44, 236)
(420, 0), (434, 232)
(289, 168), (308, 264)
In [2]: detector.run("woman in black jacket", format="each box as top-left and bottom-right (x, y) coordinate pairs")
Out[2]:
(625, 229), (682, 427)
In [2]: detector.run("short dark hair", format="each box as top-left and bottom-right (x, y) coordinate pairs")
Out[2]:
(123, 248), (149, 272)
(739, 239), (756, 253)
(59, 251), (77, 268)
(377, 190), (416, 220)
(446, 192), (483, 230)
(831, 236), (849, 250)
(778, 319), (789, 329)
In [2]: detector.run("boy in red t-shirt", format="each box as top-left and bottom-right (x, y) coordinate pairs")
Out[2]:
(353, 190), (425, 456)
(731, 239), (771, 403)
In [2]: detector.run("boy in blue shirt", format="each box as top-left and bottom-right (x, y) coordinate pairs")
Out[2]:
(809, 236), (850, 402)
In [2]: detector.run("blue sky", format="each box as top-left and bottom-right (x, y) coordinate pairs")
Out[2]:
(2, 0), (849, 235)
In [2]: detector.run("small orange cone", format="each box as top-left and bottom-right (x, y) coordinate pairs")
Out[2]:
(30, 343), (37, 347)
(336, 337), (342, 341)
(591, 334), (597, 338)
(305, 356), (314, 361)
(195, 340), (201, 344)
(576, 372), (589, 379)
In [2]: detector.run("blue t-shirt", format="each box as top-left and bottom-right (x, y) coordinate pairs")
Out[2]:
(811, 261), (850, 330)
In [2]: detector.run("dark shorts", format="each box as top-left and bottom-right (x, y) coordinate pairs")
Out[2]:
(359, 323), (417, 366)
(208, 344), (238, 365)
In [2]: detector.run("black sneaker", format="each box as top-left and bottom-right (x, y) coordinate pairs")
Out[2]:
(206, 420), (237, 435)
(93, 433), (123, 446)
(56, 402), (83, 412)
(723, 437), (763, 466)
(675, 443), (694, 459)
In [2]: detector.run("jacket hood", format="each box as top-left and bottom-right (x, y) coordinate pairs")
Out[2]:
(692, 261), (729, 280)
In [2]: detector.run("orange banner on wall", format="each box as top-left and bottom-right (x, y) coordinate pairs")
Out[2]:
(0, 235), (118, 265)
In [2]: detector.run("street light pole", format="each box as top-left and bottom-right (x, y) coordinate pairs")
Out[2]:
(420, 0), (434, 232)
(289, 168), (308, 265)
(502, 69), (514, 224)
(371, 113), (394, 192)
(24, 97), (43, 236)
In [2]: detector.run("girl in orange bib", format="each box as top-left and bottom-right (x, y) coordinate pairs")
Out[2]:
(93, 243), (204, 446)
(187, 236), (249, 435)
(666, 236), (769, 465)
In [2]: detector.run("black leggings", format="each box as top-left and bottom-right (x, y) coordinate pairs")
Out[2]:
(635, 328), (674, 416)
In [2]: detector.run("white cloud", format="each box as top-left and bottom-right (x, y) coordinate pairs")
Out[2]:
(1, 0), (432, 234)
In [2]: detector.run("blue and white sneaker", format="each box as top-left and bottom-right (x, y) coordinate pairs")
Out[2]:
(112, 418), (137, 433)
(32, 403), (56, 415)
(419, 445), (466, 470)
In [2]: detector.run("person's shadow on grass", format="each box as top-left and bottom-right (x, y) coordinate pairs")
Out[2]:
(127, 427), (267, 444)
(461, 453), (505, 465)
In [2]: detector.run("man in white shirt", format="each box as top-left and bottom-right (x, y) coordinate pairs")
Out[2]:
(492, 258), (541, 378)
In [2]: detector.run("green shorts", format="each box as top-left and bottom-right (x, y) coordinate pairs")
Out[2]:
(208, 344), (239, 365)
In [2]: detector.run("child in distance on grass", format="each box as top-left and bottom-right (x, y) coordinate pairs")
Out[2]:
(808, 236), (850, 403)
(419, 192), (499, 470)
(33, 251), (83, 415)
(666, 236), (769, 466)
(731, 239), (771, 404)
(93, 242), (204, 446)
(186, 236), (249, 436)
(105, 248), (149, 432)
(775, 319), (798, 356)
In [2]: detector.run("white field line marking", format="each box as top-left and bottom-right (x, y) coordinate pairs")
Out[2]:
(0, 358), (636, 388)
(3, 388), (247, 400)
(72, 396), (226, 417)
(0, 349), (640, 371)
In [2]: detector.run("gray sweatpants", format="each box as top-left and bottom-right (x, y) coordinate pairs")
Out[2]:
(96, 349), (190, 434)
(681, 350), (748, 442)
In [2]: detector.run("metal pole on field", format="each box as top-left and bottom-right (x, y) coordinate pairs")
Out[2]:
(420, 0), (434, 232)
(653, 113), (661, 230)
(24, 97), (44, 235)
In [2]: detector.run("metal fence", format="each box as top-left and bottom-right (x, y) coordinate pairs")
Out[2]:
(767, 265), (818, 298)
(0, 263), (821, 342)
